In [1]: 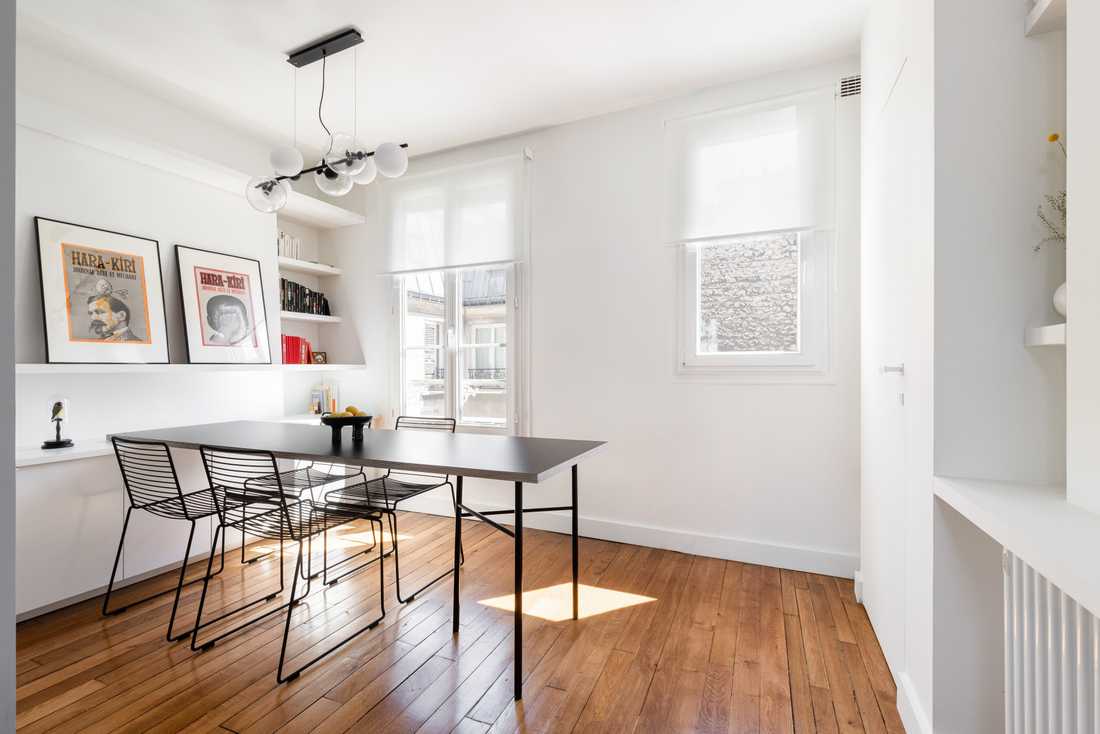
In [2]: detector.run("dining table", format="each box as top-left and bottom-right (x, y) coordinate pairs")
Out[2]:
(110, 419), (606, 700)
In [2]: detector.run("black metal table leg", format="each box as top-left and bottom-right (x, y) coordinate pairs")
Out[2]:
(572, 464), (579, 621)
(453, 476), (463, 635)
(514, 480), (523, 700)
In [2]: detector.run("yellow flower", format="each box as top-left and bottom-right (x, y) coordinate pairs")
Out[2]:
(1048, 133), (1061, 142)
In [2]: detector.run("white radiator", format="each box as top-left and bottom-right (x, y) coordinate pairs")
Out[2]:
(1004, 550), (1100, 733)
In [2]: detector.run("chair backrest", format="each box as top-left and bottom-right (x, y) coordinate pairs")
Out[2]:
(112, 437), (187, 513)
(389, 416), (457, 485)
(199, 445), (300, 538)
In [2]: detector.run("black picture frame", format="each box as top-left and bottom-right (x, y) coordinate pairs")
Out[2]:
(34, 216), (170, 364)
(175, 244), (272, 365)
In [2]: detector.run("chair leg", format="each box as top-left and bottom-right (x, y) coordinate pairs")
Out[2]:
(277, 519), (385, 684)
(392, 509), (458, 604)
(321, 515), (387, 587)
(164, 521), (196, 641)
(101, 506), (133, 616)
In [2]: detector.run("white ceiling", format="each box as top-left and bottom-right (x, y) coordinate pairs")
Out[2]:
(17, 0), (866, 158)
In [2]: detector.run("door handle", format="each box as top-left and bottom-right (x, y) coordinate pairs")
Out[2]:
(882, 363), (905, 375)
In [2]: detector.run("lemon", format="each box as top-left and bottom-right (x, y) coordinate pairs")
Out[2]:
(345, 405), (362, 416)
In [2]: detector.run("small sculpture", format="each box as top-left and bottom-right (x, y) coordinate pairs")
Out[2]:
(42, 400), (74, 450)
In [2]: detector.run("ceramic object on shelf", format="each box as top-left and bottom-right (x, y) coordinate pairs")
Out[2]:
(1054, 281), (1067, 317)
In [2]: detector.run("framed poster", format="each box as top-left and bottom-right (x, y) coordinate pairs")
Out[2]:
(176, 244), (272, 364)
(35, 217), (170, 364)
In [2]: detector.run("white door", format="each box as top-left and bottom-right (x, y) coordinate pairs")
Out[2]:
(860, 60), (915, 674)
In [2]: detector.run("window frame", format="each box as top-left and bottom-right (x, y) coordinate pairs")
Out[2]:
(676, 229), (833, 379)
(396, 264), (519, 433)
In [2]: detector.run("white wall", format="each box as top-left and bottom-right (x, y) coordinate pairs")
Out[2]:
(1066, 0), (1100, 513)
(329, 58), (863, 577)
(1, 0), (16, 725)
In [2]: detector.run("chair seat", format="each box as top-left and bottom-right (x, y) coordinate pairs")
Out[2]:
(276, 465), (366, 492)
(140, 487), (237, 521)
(222, 498), (381, 542)
(324, 475), (447, 510)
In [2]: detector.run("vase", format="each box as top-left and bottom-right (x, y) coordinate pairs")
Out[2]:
(1054, 281), (1067, 318)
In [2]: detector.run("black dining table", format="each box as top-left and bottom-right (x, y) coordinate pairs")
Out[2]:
(110, 419), (606, 700)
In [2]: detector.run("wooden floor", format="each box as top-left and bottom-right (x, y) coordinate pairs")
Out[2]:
(15, 512), (904, 733)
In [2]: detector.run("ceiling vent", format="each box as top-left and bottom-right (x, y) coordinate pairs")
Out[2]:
(839, 74), (862, 98)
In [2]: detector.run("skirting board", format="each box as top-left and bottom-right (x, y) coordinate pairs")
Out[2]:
(897, 672), (933, 734)
(401, 494), (859, 578)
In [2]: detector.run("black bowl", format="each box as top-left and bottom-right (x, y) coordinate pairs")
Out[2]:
(320, 413), (373, 442)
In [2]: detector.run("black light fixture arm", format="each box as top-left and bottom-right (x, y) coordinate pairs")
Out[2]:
(256, 143), (408, 192)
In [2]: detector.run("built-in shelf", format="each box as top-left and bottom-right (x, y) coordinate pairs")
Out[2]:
(1024, 322), (1065, 347)
(278, 192), (366, 229)
(277, 256), (343, 278)
(17, 363), (363, 374)
(934, 476), (1100, 618)
(16, 441), (114, 468)
(280, 311), (342, 324)
(1026, 0), (1066, 36)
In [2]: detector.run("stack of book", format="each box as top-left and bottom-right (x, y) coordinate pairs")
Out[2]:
(281, 335), (314, 364)
(280, 277), (331, 316)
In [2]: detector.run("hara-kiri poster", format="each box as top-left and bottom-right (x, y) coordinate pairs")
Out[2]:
(36, 217), (169, 363)
(176, 244), (271, 364)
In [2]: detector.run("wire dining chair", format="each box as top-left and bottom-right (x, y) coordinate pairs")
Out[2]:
(105, 437), (235, 641)
(193, 445), (386, 683)
(320, 415), (464, 602)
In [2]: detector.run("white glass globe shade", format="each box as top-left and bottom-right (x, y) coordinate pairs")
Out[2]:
(324, 133), (368, 177)
(314, 168), (354, 197)
(269, 146), (304, 177)
(351, 156), (377, 185)
(245, 175), (288, 213)
(374, 142), (408, 178)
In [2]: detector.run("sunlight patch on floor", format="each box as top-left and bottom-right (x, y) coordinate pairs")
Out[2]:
(478, 583), (656, 622)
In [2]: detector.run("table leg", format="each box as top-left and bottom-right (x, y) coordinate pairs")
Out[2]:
(514, 480), (524, 700)
(452, 476), (463, 635)
(572, 464), (579, 621)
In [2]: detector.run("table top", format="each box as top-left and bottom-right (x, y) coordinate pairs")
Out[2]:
(110, 420), (606, 483)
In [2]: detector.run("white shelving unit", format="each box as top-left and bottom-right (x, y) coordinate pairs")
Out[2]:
(279, 192), (366, 229)
(280, 311), (342, 325)
(17, 363), (363, 374)
(1025, 0), (1066, 36)
(1024, 322), (1066, 347)
(277, 256), (342, 278)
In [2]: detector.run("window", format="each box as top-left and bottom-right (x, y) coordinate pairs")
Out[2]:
(399, 266), (515, 430)
(667, 88), (835, 376)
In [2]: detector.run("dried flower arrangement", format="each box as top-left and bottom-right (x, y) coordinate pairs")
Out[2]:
(1035, 133), (1067, 252)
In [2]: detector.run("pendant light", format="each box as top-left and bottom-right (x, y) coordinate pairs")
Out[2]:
(245, 28), (408, 213)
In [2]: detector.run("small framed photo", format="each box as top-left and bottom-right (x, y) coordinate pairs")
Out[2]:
(176, 245), (272, 364)
(311, 351), (328, 365)
(35, 217), (170, 364)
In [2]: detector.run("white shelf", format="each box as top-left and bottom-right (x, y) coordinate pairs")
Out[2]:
(1024, 322), (1065, 346)
(17, 363), (362, 374)
(280, 311), (342, 324)
(277, 256), (343, 277)
(1026, 0), (1066, 36)
(934, 476), (1100, 618)
(279, 192), (366, 229)
(16, 440), (114, 468)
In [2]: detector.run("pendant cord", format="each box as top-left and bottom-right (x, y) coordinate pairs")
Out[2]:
(353, 46), (358, 140)
(318, 53), (331, 139)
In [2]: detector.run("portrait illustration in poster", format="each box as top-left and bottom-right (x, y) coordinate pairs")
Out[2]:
(61, 243), (151, 344)
(194, 266), (259, 347)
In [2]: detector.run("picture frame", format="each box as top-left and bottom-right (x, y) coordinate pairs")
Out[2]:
(175, 244), (272, 364)
(311, 351), (328, 365)
(35, 217), (170, 364)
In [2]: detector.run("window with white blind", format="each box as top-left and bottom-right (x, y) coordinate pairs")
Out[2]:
(666, 88), (836, 376)
(385, 155), (526, 431)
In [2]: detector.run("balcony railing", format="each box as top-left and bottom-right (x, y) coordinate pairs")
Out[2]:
(465, 368), (506, 380)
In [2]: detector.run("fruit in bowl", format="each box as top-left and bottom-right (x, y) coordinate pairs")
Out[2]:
(320, 410), (373, 443)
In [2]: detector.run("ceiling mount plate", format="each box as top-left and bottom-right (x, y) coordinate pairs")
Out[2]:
(286, 28), (363, 68)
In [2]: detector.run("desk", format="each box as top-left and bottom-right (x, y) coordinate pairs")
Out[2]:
(112, 420), (606, 698)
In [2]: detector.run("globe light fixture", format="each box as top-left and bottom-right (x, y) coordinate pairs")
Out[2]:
(245, 28), (408, 214)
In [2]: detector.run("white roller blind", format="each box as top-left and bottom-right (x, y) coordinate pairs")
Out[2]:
(384, 154), (525, 274)
(665, 88), (835, 243)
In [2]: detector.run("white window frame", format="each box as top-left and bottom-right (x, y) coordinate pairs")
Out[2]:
(396, 264), (520, 434)
(676, 229), (833, 379)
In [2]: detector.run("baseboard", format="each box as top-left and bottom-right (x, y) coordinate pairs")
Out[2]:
(897, 672), (933, 734)
(401, 495), (859, 578)
(853, 569), (864, 602)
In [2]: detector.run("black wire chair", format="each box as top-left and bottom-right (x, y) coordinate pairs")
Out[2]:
(320, 415), (464, 602)
(104, 437), (236, 642)
(192, 445), (386, 684)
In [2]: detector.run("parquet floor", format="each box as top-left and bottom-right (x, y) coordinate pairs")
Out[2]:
(15, 512), (905, 733)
